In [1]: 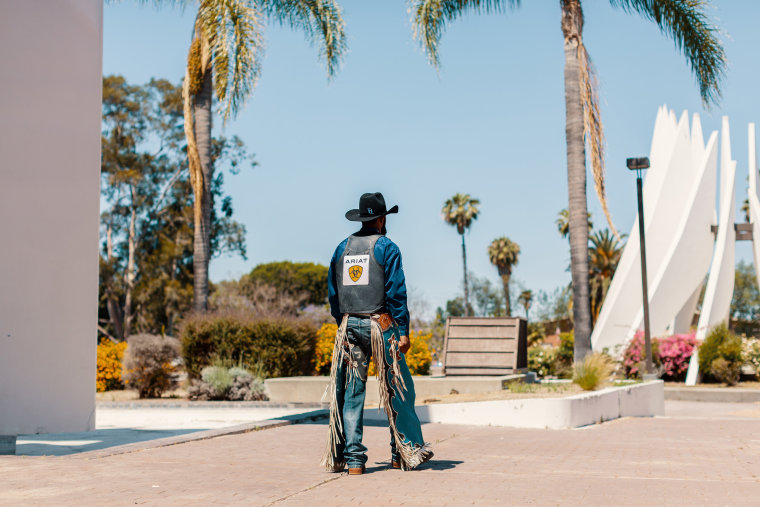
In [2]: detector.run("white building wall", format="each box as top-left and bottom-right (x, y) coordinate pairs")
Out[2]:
(0, 0), (102, 434)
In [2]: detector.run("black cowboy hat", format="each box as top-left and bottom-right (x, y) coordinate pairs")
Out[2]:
(345, 192), (399, 222)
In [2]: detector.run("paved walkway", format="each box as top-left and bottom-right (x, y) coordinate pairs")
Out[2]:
(2, 402), (760, 505)
(15, 406), (317, 456)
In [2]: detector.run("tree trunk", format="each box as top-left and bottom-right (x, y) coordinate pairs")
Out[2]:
(561, 0), (592, 361)
(461, 233), (470, 316)
(105, 223), (124, 341)
(123, 203), (137, 338)
(500, 272), (511, 316)
(192, 62), (214, 312)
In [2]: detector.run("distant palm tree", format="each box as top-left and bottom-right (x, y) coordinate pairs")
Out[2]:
(146, 0), (347, 311)
(487, 237), (520, 316)
(517, 289), (533, 322)
(588, 229), (624, 323)
(442, 194), (480, 316)
(411, 0), (725, 361)
(556, 208), (592, 239)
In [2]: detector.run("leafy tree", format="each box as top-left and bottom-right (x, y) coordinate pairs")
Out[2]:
(731, 260), (760, 335)
(242, 261), (329, 306)
(487, 236), (520, 316)
(470, 275), (506, 317)
(99, 76), (251, 340)
(444, 274), (504, 318)
(588, 229), (624, 324)
(411, 0), (725, 361)
(142, 0), (347, 312)
(441, 193), (480, 315)
(533, 285), (573, 323)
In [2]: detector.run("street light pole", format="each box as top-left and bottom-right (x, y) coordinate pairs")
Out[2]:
(627, 157), (653, 376)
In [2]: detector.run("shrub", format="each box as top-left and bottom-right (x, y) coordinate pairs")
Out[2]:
(180, 311), (317, 379)
(314, 322), (337, 375)
(711, 358), (741, 386)
(528, 344), (557, 378)
(404, 330), (433, 375)
(657, 333), (697, 381)
(698, 324), (743, 383)
(554, 331), (575, 378)
(96, 340), (127, 392)
(622, 332), (662, 378)
(573, 353), (614, 391)
(122, 334), (180, 398)
(188, 365), (267, 401)
(313, 322), (433, 376)
(742, 337), (760, 373)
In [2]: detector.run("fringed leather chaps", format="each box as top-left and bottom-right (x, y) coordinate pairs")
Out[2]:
(320, 314), (432, 471)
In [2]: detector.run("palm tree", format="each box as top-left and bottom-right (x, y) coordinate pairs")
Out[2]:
(517, 289), (533, 321)
(442, 194), (480, 316)
(146, 0), (347, 311)
(588, 229), (624, 324)
(411, 0), (725, 360)
(556, 208), (592, 239)
(487, 237), (520, 316)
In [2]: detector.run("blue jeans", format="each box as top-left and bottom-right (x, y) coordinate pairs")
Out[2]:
(334, 316), (398, 468)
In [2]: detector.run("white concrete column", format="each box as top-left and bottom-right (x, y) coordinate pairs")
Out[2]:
(0, 0), (102, 438)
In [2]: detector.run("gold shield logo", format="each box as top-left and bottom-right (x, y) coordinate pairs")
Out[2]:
(349, 265), (363, 282)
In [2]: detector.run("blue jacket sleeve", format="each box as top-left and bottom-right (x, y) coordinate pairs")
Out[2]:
(327, 241), (345, 325)
(377, 238), (410, 336)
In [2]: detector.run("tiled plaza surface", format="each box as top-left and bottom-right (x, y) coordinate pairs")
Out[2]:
(2, 402), (759, 506)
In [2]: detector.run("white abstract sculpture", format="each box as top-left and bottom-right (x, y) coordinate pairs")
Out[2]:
(591, 107), (718, 354)
(592, 107), (755, 386)
(685, 118), (737, 385)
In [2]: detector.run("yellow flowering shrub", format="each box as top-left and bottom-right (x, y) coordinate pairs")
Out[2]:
(404, 330), (433, 375)
(96, 340), (127, 392)
(313, 323), (432, 376)
(314, 323), (338, 375)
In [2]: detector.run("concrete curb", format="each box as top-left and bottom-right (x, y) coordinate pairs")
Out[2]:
(665, 387), (760, 403)
(71, 409), (328, 460)
(265, 374), (528, 404)
(97, 401), (328, 409)
(365, 381), (664, 429)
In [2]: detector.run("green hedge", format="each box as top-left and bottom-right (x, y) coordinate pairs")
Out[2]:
(180, 312), (317, 379)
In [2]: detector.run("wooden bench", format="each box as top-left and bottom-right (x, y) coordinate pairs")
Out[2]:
(443, 317), (528, 376)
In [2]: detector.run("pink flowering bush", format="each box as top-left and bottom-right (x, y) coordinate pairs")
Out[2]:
(658, 332), (697, 380)
(622, 332), (660, 378)
(623, 331), (697, 380)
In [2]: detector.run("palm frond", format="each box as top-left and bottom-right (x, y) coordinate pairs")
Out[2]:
(609, 0), (726, 106)
(411, 0), (520, 67)
(578, 42), (620, 240)
(195, 0), (264, 124)
(125, 0), (190, 10)
(259, 0), (348, 79)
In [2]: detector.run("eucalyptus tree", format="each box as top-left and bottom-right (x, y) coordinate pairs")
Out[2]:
(411, 0), (725, 359)
(487, 236), (520, 316)
(442, 193), (481, 316)
(143, 0), (347, 311)
(100, 76), (250, 341)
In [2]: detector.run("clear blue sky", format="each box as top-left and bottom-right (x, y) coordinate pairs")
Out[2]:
(103, 0), (760, 316)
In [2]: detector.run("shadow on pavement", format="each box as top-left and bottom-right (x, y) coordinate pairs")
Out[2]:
(418, 459), (463, 471)
(16, 428), (206, 457)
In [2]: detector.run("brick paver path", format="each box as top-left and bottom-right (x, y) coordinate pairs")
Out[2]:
(2, 414), (760, 505)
